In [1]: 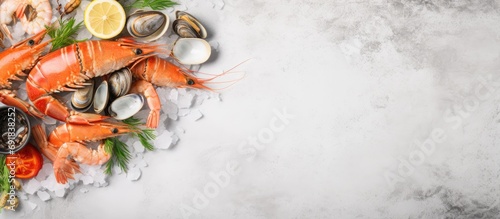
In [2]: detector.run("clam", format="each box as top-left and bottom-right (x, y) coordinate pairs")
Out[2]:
(108, 68), (133, 98)
(126, 10), (169, 42)
(171, 38), (211, 65)
(173, 11), (207, 39)
(71, 80), (94, 112)
(108, 94), (145, 120)
(93, 81), (109, 114)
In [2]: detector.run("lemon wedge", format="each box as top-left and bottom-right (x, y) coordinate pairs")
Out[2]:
(84, 0), (126, 39)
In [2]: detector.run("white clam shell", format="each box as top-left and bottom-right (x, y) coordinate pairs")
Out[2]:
(93, 81), (109, 114)
(108, 94), (145, 120)
(172, 38), (211, 65)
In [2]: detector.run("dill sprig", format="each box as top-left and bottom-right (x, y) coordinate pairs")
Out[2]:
(104, 137), (132, 175)
(0, 156), (9, 193)
(104, 117), (156, 175)
(129, 0), (177, 10)
(46, 18), (84, 51)
(123, 117), (156, 151)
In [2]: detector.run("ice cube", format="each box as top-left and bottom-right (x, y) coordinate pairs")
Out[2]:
(127, 167), (141, 181)
(169, 89), (179, 102)
(187, 109), (203, 121)
(178, 88), (187, 95)
(80, 188), (89, 193)
(163, 101), (178, 120)
(81, 175), (94, 185)
(176, 127), (185, 134)
(178, 109), (190, 117)
(35, 163), (53, 181)
(55, 188), (66, 197)
(172, 134), (179, 146)
(133, 140), (145, 153)
(40, 174), (56, 191)
(156, 114), (169, 135)
(154, 132), (173, 149)
(93, 170), (106, 185)
(24, 179), (42, 195)
(37, 191), (51, 202)
(157, 87), (171, 104)
(113, 165), (123, 175)
(178, 93), (194, 109)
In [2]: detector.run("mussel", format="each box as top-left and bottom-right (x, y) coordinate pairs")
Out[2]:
(108, 68), (133, 98)
(108, 94), (145, 120)
(71, 80), (94, 112)
(173, 11), (207, 38)
(93, 80), (109, 114)
(126, 10), (169, 42)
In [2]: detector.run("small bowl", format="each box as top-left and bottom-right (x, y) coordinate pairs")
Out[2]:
(0, 106), (31, 154)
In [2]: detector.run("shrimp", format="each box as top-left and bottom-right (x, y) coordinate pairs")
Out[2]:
(129, 56), (243, 128)
(32, 122), (138, 184)
(17, 0), (52, 35)
(0, 0), (21, 40)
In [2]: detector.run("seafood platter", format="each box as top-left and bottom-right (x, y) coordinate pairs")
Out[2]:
(0, 0), (238, 212)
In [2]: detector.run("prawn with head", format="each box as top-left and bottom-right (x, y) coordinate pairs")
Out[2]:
(129, 56), (246, 128)
(32, 121), (138, 184)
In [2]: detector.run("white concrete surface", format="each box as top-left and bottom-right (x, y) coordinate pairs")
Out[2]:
(3, 0), (500, 218)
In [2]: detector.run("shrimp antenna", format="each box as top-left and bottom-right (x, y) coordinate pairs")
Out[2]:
(202, 59), (251, 82)
(206, 73), (246, 91)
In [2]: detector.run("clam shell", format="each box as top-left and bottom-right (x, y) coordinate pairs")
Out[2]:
(93, 81), (109, 114)
(126, 10), (169, 42)
(71, 80), (94, 112)
(109, 68), (133, 98)
(108, 94), (144, 120)
(174, 11), (207, 39)
(172, 38), (211, 65)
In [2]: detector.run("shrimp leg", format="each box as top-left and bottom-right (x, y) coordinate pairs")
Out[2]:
(0, 89), (44, 118)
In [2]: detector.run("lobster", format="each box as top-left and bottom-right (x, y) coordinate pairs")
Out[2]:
(26, 38), (162, 124)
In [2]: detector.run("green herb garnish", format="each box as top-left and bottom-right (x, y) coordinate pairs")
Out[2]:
(104, 117), (156, 175)
(0, 156), (9, 193)
(104, 137), (131, 175)
(46, 18), (84, 51)
(129, 0), (177, 10)
(123, 117), (156, 151)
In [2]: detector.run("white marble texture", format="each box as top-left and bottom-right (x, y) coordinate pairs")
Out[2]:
(4, 0), (500, 218)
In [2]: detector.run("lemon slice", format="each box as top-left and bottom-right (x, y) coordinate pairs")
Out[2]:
(84, 0), (126, 39)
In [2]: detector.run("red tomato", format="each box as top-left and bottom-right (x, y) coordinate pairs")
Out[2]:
(5, 143), (43, 179)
